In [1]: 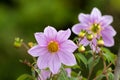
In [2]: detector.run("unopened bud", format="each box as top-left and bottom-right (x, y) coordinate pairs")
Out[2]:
(78, 45), (85, 52)
(97, 39), (104, 47)
(28, 42), (34, 48)
(78, 30), (86, 38)
(86, 34), (93, 41)
(14, 37), (23, 48)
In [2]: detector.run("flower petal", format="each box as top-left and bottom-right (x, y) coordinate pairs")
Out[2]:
(102, 26), (116, 36)
(100, 15), (113, 27)
(34, 32), (47, 45)
(28, 45), (47, 57)
(60, 40), (77, 52)
(44, 26), (57, 40)
(37, 53), (51, 69)
(58, 50), (76, 66)
(65, 68), (71, 77)
(48, 54), (61, 74)
(91, 7), (102, 23)
(80, 38), (90, 46)
(101, 31), (115, 47)
(56, 29), (71, 43)
(78, 13), (91, 24)
(90, 39), (100, 53)
(41, 70), (51, 80)
(72, 23), (88, 34)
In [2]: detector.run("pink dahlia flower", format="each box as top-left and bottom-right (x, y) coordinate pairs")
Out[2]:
(72, 7), (116, 52)
(28, 26), (77, 74)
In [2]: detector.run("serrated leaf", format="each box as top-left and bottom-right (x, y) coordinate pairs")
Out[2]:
(96, 74), (105, 80)
(102, 47), (116, 64)
(75, 53), (87, 67)
(69, 77), (78, 80)
(96, 70), (102, 76)
(88, 57), (100, 70)
(57, 67), (69, 80)
(17, 74), (34, 80)
(108, 72), (114, 80)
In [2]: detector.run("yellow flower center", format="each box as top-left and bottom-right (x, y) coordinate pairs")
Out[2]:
(48, 41), (59, 53)
(90, 23), (101, 34)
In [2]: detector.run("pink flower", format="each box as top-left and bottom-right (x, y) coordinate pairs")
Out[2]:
(28, 26), (77, 74)
(72, 7), (116, 52)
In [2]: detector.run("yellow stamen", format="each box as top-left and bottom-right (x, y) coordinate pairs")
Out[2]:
(48, 41), (59, 53)
(90, 23), (101, 34)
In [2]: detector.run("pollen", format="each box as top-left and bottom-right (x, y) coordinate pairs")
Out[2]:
(48, 41), (59, 53)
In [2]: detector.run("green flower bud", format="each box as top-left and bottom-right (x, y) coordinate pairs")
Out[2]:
(78, 45), (85, 52)
(97, 38), (104, 47)
(78, 30), (86, 38)
(14, 37), (23, 48)
(86, 33), (93, 41)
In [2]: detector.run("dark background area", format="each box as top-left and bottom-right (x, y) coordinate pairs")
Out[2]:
(0, 0), (120, 80)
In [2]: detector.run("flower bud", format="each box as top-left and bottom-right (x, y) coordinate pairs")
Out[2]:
(86, 34), (93, 41)
(97, 38), (104, 47)
(14, 37), (23, 48)
(28, 42), (34, 48)
(78, 45), (85, 53)
(78, 30), (86, 38)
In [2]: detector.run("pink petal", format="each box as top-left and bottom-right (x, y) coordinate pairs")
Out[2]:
(100, 15), (113, 27)
(80, 38), (90, 46)
(44, 26), (57, 40)
(48, 54), (61, 74)
(102, 26), (116, 36)
(72, 23), (88, 35)
(58, 50), (76, 66)
(37, 53), (51, 69)
(34, 32), (47, 45)
(60, 40), (77, 52)
(56, 29), (71, 43)
(90, 7), (101, 23)
(40, 70), (51, 80)
(65, 68), (71, 77)
(78, 13), (91, 25)
(89, 39), (100, 53)
(101, 31), (115, 47)
(28, 45), (47, 57)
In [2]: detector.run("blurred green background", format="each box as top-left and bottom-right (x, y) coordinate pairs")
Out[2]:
(0, 0), (120, 80)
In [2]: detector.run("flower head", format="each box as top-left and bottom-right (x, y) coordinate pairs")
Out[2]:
(28, 26), (77, 74)
(72, 7), (116, 52)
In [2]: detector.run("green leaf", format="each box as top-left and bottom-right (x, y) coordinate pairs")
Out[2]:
(88, 57), (100, 70)
(96, 74), (105, 80)
(57, 67), (69, 80)
(17, 74), (34, 80)
(75, 53), (88, 67)
(96, 70), (102, 76)
(108, 72), (114, 80)
(101, 47), (116, 64)
(69, 77), (78, 80)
